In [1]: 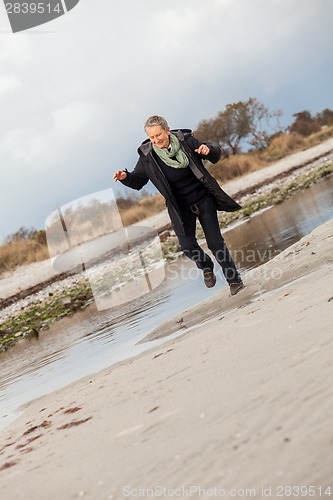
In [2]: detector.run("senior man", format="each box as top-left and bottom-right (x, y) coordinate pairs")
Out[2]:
(114, 115), (244, 295)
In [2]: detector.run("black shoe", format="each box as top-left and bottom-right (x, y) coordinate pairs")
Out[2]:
(203, 270), (216, 288)
(229, 281), (245, 296)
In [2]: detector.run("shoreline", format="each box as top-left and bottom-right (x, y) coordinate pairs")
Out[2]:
(0, 219), (332, 498)
(1, 149), (333, 352)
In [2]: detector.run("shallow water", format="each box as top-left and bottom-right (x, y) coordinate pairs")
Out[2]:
(1, 175), (333, 429)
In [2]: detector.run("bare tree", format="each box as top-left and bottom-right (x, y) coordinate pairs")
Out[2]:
(195, 98), (282, 155)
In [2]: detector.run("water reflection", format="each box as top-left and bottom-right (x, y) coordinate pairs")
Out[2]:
(1, 175), (333, 429)
(225, 177), (333, 271)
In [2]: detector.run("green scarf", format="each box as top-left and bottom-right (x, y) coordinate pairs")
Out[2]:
(152, 133), (189, 169)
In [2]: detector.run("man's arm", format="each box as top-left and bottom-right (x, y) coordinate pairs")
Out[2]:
(113, 158), (149, 191)
(187, 134), (222, 164)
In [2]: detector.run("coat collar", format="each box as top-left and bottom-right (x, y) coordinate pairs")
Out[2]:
(138, 129), (192, 156)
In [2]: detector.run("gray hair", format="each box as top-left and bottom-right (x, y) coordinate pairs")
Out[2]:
(144, 115), (169, 132)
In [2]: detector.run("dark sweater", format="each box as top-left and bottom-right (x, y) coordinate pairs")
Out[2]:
(153, 151), (208, 207)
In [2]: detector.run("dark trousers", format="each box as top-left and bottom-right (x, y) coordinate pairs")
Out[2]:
(177, 195), (241, 285)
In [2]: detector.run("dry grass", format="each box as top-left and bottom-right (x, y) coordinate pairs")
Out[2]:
(209, 127), (333, 184)
(211, 133), (309, 184)
(303, 125), (333, 147)
(262, 133), (307, 161)
(209, 152), (265, 184)
(119, 193), (165, 226)
(0, 239), (49, 276)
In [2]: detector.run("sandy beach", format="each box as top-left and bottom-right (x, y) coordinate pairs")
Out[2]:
(0, 215), (332, 498)
(0, 138), (333, 499)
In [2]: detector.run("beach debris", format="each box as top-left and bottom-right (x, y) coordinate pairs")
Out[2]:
(176, 317), (187, 329)
(63, 407), (82, 414)
(0, 460), (19, 471)
(57, 417), (92, 430)
(148, 406), (159, 413)
(22, 420), (52, 437)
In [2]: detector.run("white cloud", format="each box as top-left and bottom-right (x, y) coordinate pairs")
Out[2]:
(2, 101), (102, 168)
(0, 74), (21, 95)
(3, 127), (44, 163)
(0, 36), (31, 65)
(53, 101), (99, 138)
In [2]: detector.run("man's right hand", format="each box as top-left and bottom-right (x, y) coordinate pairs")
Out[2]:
(113, 170), (127, 182)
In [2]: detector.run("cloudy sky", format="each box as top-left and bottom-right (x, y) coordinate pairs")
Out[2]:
(0, 0), (332, 241)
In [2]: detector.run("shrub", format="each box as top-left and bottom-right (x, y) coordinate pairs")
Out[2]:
(0, 238), (49, 275)
(289, 111), (321, 137)
(262, 133), (306, 161)
(209, 153), (264, 183)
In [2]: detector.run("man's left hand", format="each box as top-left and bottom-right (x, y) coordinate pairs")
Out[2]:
(195, 144), (210, 156)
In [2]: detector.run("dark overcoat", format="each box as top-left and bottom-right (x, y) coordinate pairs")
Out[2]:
(121, 129), (241, 236)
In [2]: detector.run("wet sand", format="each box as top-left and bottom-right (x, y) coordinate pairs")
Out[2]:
(0, 218), (332, 499)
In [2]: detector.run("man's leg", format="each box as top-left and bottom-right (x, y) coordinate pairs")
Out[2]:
(176, 206), (216, 287)
(198, 196), (243, 288)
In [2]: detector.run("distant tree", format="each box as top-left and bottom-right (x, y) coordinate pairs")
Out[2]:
(316, 108), (333, 127)
(289, 110), (321, 137)
(5, 226), (37, 243)
(116, 192), (140, 211)
(194, 98), (283, 155)
(4, 226), (47, 246)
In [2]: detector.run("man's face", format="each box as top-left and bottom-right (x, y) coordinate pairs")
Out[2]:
(146, 125), (170, 149)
